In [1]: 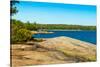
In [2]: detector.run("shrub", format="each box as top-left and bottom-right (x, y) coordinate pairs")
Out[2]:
(11, 19), (33, 43)
(11, 28), (32, 43)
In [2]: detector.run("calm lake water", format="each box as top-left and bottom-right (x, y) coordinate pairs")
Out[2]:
(33, 30), (96, 44)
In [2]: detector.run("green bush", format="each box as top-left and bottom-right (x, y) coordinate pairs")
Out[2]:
(11, 28), (32, 43)
(11, 19), (33, 43)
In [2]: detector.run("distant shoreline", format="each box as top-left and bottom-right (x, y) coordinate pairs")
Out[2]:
(48, 29), (96, 31)
(31, 31), (54, 34)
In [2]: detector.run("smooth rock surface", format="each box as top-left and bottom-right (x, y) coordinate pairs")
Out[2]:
(11, 36), (96, 67)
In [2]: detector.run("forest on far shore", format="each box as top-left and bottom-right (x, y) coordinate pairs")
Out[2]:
(12, 19), (96, 31)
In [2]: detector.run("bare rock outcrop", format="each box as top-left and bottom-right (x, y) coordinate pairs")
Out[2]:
(11, 36), (96, 67)
(37, 36), (96, 61)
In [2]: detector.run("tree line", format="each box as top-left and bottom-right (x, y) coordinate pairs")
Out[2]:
(12, 19), (96, 31)
(30, 24), (96, 31)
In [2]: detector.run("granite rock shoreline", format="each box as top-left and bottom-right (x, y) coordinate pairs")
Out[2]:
(11, 36), (96, 67)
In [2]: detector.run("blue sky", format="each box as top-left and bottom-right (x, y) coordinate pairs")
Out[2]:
(12, 1), (96, 26)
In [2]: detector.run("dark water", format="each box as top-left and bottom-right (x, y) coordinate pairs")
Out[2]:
(32, 30), (96, 44)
